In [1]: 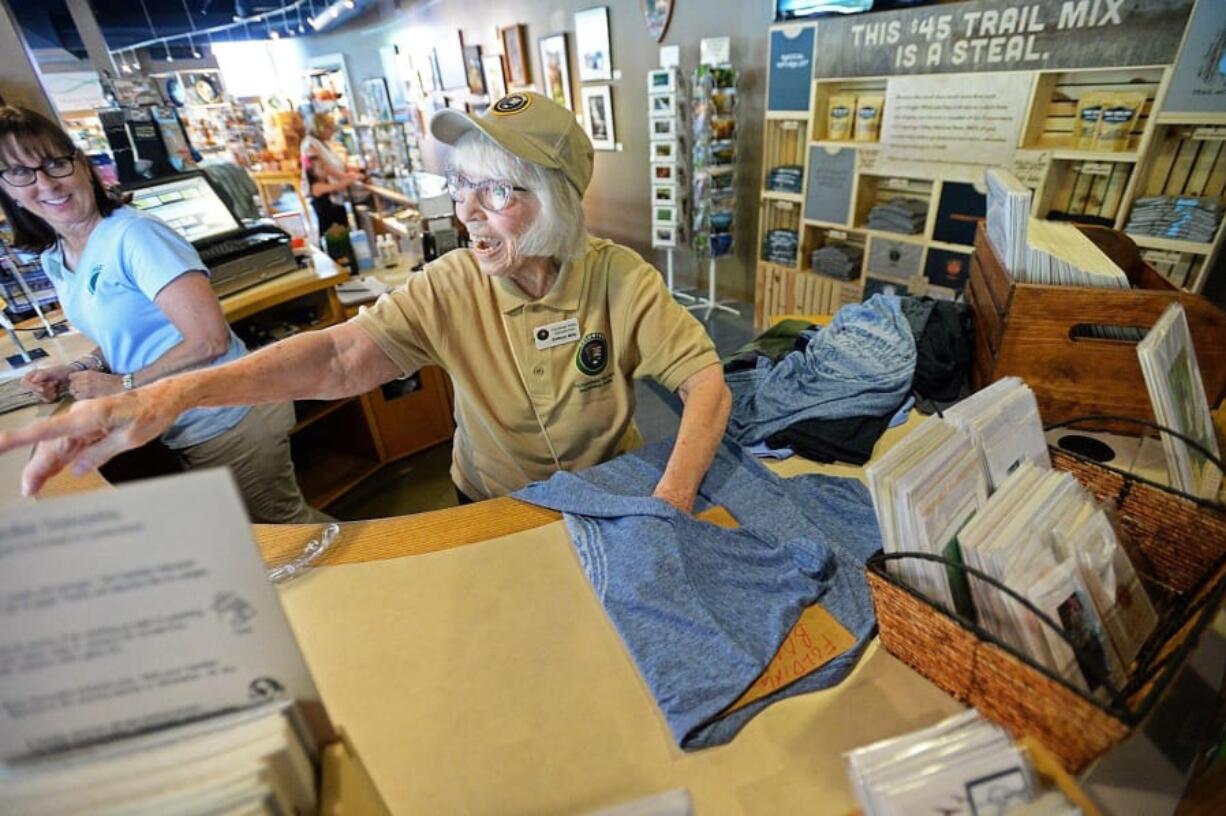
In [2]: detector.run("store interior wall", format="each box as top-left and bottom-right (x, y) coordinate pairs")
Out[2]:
(292, 0), (774, 301)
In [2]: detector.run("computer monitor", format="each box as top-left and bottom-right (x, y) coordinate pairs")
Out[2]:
(125, 172), (242, 244)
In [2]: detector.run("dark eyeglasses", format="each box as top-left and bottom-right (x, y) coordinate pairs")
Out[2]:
(444, 172), (528, 212)
(0, 154), (77, 187)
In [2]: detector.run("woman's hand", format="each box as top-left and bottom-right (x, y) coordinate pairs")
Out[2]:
(21, 365), (73, 402)
(67, 371), (124, 399)
(0, 380), (189, 496)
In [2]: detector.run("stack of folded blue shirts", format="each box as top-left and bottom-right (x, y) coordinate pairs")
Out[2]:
(762, 228), (799, 265)
(1126, 196), (1223, 244)
(766, 165), (804, 194)
(811, 242), (864, 281)
(866, 197), (928, 234)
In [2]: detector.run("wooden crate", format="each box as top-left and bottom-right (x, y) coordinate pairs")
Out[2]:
(754, 262), (844, 329)
(967, 223), (1226, 431)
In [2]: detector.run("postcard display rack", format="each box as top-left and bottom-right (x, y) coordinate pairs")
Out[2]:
(689, 61), (741, 319)
(755, 14), (1226, 330)
(648, 67), (692, 302)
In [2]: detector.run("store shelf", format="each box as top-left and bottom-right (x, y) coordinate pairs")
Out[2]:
(809, 139), (870, 151)
(1049, 149), (1140, 163)
(1126, 233), (1215, 254)
(292, 397), (358, 434)
(928, 239), (975, 254)
(295, 448), (383, 509)
(803, 217), (857, 230)
(762, 190), (804, 203)
(860, 228), (928, 246)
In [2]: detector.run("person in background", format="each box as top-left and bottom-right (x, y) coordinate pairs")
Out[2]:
(0, 106), (328, 523)
(300, 112), (360, 235)
(0, 92), (732, 513)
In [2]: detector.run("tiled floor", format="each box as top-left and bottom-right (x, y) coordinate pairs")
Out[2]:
(328, 296), (756, 520)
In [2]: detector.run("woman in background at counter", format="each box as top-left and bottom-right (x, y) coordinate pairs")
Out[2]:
(300, 112), (360, 236)
(0, 106), (327, 523)
(0, 92), (731, 512)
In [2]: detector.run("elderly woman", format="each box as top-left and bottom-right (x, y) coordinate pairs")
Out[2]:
(0, 106), (326, 523)
(0, 93), (731, 512)
(301, 112), (360, 235)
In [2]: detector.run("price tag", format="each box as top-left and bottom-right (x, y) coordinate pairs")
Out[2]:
(829, 229), (848, 240)
(781, 120), (800, 131)
(775, 200), (795, 211)
(1144, 250), (1183, 264)
(1081, 162), (1113, 176)
(1192, 127), (1226, 141)
(885, 177), (911, 190)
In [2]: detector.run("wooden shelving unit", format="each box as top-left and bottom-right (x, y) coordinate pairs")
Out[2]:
(755, 21), (1226, 328)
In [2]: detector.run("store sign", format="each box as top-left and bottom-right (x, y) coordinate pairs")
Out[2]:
(811, 0), (1195, 78)
(768, 25), (816, 111)
(1163, 0), (1226, 115)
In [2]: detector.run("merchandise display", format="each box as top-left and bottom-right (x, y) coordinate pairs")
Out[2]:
(1126, 195), (1224, 244)
(649, 68), (686, 252)
(866, 197), (927, 235)
(811, 243), (863, 281)
(765, 163), (803, 194)
(761, 228), (799, 266)
(691, 64), (738, 259)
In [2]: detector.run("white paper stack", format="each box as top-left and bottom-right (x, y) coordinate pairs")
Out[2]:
(0, 701), (318, 816)
(944, 376), (1051, 491)
(957, 463), (1156, 695)
(1137, 302), (1224, 500)
(846, 711), (1059, 816)
(985, 167), (1031, 276)
(866, 416), (990, 614)
(1023, 219), (1130, 290)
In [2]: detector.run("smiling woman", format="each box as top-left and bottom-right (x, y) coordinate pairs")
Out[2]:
(0, 106), (327, 524)
(0, 94), (732, 516)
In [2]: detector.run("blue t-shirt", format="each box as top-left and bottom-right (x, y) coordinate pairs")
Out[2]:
(40, 206), (249, 449)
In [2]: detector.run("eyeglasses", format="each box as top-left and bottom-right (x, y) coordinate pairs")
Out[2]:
(0, 154), (77, 187)
(444, 172), (528, 212)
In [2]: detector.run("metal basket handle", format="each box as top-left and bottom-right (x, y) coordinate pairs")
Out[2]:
(870, 550), (1128, 711)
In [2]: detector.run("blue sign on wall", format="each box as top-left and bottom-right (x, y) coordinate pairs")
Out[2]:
(768, 26), (815, 111)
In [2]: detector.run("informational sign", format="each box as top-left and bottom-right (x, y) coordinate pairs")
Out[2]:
(701, 36), (731, 67)
(811, 0), (1195, 78)
(1164, 0), (1226, 115)
(768, 25), (816, 111)
(881, 72), (1032, 168)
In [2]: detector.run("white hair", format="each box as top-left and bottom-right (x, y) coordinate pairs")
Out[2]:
(451, 131), (587, 262)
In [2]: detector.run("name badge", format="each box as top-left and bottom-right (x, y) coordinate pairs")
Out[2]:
(533, 318), (581, 350)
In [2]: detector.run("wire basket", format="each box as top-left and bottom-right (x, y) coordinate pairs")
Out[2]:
(865, 425), (1226, 773)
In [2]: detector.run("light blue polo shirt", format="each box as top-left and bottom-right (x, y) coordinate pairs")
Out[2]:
(40, 205), (249, 449)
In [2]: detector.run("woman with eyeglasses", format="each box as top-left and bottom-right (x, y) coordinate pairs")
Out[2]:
(0, 106), (327, 523)
(0, 93), (731, 513)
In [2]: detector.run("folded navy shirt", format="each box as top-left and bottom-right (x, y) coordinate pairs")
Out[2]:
(514, 439), (882, 749)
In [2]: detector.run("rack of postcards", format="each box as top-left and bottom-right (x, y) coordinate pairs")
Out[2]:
(648, 67), (691, 300)
(689, 61), (740, 318)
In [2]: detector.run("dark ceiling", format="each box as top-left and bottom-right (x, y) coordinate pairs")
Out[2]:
(15, 1), (360, 58)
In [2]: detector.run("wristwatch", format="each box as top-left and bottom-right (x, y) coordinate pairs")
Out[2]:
(122, 373), (136, 391)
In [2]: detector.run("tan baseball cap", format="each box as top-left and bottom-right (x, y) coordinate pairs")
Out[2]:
(430, 92), (594, 196)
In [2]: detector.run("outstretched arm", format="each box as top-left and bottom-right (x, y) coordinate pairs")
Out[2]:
(652, 363), (732, 514)
(0, 322), (402, 495)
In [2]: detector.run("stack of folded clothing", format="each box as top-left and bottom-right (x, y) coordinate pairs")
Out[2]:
(762, 228), (799, 265)
(766, 165), (804, 194)
(811, 242), (864, 281)
(1126, 196), (1223, 243)
(866, 197), (927, 234)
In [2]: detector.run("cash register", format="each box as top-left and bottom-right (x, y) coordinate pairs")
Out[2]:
(124, 172), (299, 297)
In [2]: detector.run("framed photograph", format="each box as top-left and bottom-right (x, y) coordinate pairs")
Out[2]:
(652, 184), (677, 204)
(500, 24), (530, 86)
(650, 117), (676, 140)
(650, 92), (676, 117)
(580, 85), (616, 151)
(652, 161), (678, 182)
(463, 44), (486, 96)
(652, 225), (678, 248)
(647, 68), (675, 93)
(574, 6), (613, 83)
(538, 33), (573, 111)
(482, 54), (507, 101)
(436, 30), (468, 90)
(360, 77), (394, 121)
(650, 140), (675, 161)
(652, 205), (678, 226)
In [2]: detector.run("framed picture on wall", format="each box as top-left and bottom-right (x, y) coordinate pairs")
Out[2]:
(538, 33), (573, 111)
(574, 7), (613, 83)
(482, 54), (507, 101)
(360, 77), (393, 121)
(650, 117), (676, 140)
(580, 85), (615, 150)
(500, 24), (530, 86)
(463, 44), (486, 95)
(436, 30), (468, 90)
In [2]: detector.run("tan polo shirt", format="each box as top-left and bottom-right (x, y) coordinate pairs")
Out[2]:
(352, 235), (719, 499)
